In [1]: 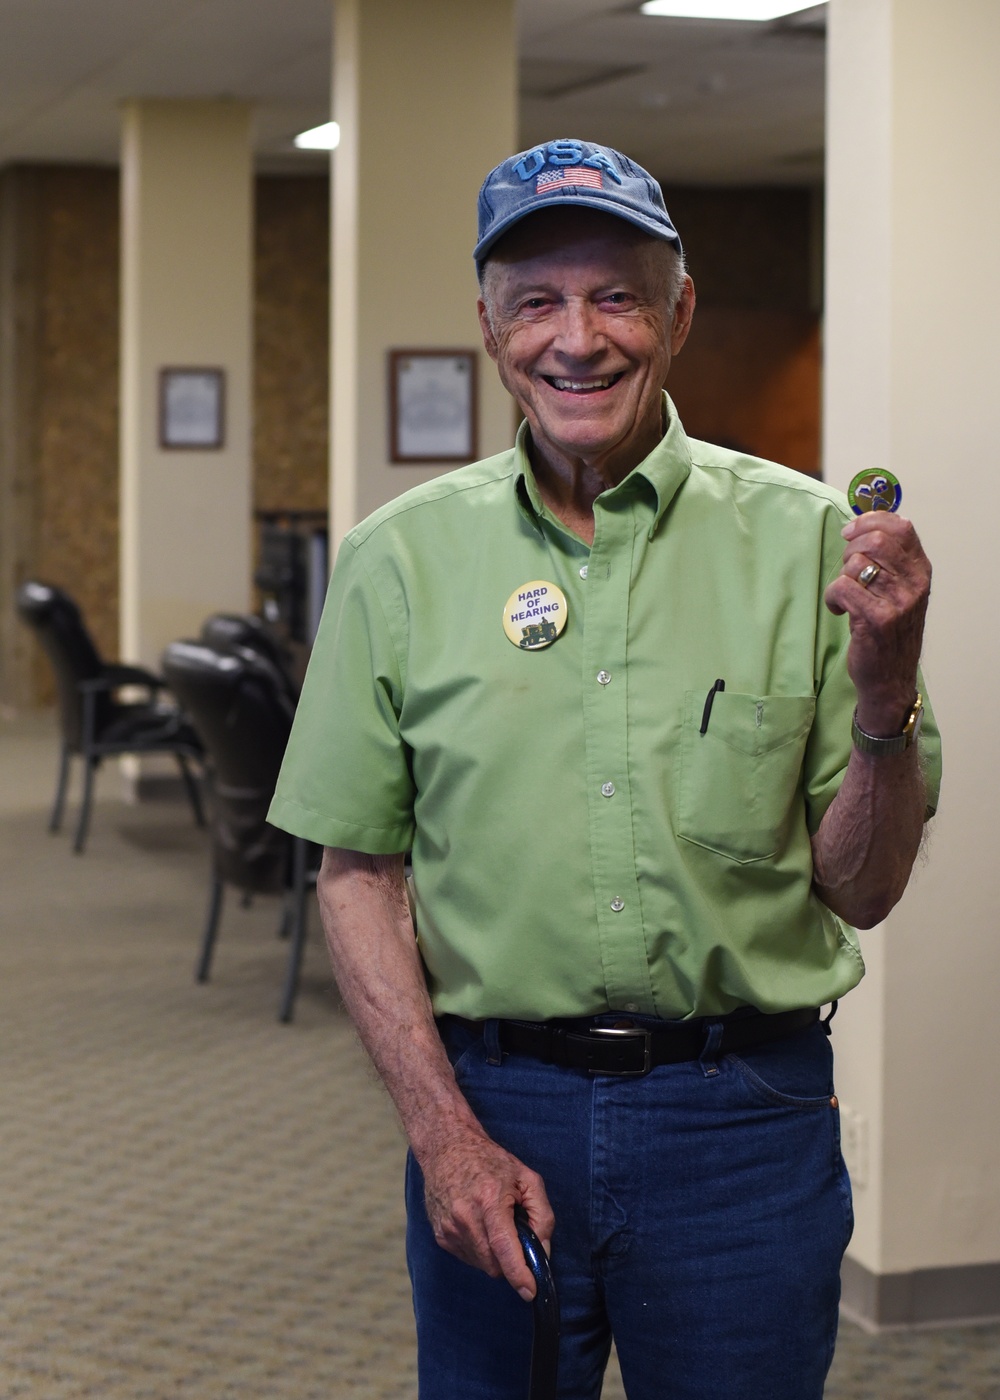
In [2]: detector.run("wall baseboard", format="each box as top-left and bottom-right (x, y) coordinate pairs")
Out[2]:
(841, 1255), (1000, 1330)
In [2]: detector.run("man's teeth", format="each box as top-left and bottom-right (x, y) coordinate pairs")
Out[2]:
(551, 375), (618, 392)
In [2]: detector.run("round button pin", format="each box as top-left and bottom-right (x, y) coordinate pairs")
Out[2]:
(502, 580), (568, 650)
(848, 468), (902, 515)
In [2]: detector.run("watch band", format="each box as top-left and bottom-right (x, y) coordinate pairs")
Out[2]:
(851, 694), (924, 756)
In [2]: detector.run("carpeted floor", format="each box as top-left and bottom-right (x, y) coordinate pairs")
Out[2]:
(2, 711), (999, 1398)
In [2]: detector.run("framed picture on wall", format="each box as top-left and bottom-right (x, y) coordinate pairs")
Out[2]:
(159, 367), (226, 449)
(389, 350), (477, 463)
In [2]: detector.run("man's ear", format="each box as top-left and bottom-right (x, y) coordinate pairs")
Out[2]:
(478, 298), (499, 362)
(669, 275), (696, 356)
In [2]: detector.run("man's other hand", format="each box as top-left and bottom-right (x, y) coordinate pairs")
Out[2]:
(824, 512), (931, 733)
(421, 1129), (555, 1300)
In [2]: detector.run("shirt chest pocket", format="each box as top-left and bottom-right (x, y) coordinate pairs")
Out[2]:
(676, 691), (816, 864)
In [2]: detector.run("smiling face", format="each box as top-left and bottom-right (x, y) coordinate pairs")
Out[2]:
(478, 207), (695, 484)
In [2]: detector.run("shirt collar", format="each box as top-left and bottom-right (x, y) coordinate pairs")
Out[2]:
(513, 392), (693, 540)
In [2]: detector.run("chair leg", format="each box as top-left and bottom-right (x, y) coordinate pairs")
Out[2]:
(176, 753), (205, 828)
(49, 742), (71, 832)
(73, 756), (99, 854)
(278, 838), (309, 1024)
(276, 892), (293, 939)
(197, 875), (225, 982)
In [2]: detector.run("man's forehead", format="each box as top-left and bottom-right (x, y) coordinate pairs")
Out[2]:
(487, 206), (659, 269)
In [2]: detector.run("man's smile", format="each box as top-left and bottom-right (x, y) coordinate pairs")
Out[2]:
(541, 371), (626, 394)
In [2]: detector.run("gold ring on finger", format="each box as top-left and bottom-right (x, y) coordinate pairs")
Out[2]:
(858, 563), (881, 588)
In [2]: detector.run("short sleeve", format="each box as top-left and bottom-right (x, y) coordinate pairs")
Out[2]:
(267, 537), (416, 853)
(802, 503), (943, 832)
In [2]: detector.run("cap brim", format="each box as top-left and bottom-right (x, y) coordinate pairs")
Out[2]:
(474, 192), (682, 265)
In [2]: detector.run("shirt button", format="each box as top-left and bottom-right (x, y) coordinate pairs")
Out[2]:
(610, 897), (625, 912)
(601, 781), (615, 797)
(579, 564), (589, 579)
(597, 670), (611, 685)
(625, 1003), (639, 1013)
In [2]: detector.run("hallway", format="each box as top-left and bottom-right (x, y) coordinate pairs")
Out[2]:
(1, 712), (998, 1398)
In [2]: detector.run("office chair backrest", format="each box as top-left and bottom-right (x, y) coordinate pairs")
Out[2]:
(199, 612), (299, 703)
(161, 640), (295, 894)
(15, 580), (108, 750)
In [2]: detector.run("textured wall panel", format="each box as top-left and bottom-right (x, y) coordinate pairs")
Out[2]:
(253, 175), (329, 516)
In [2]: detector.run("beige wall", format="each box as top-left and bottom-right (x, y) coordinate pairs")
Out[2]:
(120, 100), (253, 670)
(330, 0), (518, 547)
(826, 0), (1000, 1278)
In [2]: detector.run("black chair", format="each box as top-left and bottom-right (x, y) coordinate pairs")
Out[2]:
(15, 580), (204, 853)
(198, 612), (300, 704)
(160, 638), (319, 1023)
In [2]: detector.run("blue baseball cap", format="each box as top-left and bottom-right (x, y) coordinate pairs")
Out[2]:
(474, 138), (682, 269)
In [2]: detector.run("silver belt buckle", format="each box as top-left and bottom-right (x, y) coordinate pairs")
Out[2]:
(589, 1025), (652, 1076)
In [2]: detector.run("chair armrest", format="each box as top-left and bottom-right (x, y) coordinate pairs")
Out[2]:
(103, 662), (164, 690)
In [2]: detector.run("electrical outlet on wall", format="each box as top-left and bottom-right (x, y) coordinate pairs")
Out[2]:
(839, 1104), (869, 1189)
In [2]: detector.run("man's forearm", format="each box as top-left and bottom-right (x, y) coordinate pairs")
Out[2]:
(317, 847), (554, 1295)
(811, 743), (926, 928)
(316, 848), (484, 1160)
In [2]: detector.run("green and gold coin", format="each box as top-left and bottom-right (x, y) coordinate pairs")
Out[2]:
(848, 468), (901, 515)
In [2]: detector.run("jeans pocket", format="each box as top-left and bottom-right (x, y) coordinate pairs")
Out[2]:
(726, 1025), (835, 1108)
(676, 690), (815, 864)
(438, 1018), (485, 1080)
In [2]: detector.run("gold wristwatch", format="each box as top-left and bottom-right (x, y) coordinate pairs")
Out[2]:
(851, 693), (924, 756)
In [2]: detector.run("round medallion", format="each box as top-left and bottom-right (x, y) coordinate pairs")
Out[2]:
(502, 580), (568, 650)
(848, 468), (902, 515)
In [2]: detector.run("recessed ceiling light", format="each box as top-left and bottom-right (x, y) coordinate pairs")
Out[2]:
(640, 1), (821, 18)
(293, 121), (340, 151)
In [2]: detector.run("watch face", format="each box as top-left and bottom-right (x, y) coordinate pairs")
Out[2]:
(903, 696), (924, 744)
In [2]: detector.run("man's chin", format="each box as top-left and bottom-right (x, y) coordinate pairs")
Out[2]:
(532, 425), (631, 464)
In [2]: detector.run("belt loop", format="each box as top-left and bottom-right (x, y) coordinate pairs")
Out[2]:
(699, 1020), (725, 1078)
(822, 1001), (839, 1036)
(484, 1019), (503, 1066)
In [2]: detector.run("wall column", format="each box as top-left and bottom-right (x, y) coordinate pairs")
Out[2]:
(120, 100), (252, 669)
(825, 0), (1000, 1326)
(330, 0), (517, 548)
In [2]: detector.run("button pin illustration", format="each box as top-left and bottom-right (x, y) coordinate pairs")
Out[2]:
(502, 580), (568, 650)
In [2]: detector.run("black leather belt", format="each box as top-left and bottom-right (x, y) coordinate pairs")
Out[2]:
(468, 1006), (820, 1077)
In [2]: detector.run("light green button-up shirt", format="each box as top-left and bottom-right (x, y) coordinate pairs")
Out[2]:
(269, 398), (941, 1021)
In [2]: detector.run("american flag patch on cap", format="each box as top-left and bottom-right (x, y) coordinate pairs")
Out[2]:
(535, 166), (604, 194)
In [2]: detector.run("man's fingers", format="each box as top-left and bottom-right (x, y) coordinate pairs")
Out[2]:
(519, 1175), (556, 1257)
(431, 1206), (501, 1276)
(841, 510), (918, 546)
(485, 1206), (537, 1300)
(824, 573), (874, 617)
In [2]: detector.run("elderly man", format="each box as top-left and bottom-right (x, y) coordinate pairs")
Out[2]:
(269, 139), (941, 1399)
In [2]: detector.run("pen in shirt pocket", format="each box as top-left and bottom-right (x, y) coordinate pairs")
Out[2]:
(699, 678), (726, 735)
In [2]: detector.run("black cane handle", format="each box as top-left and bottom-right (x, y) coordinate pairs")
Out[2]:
(514, 1204), (560, 1400)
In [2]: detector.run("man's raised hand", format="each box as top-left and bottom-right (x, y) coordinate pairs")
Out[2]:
(824, 512), (931, 734)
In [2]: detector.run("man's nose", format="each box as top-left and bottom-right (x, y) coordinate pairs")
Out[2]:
(553, 300), (605, 361)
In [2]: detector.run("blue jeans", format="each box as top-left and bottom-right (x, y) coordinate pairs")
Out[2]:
(406, 1016), (853, 1400)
